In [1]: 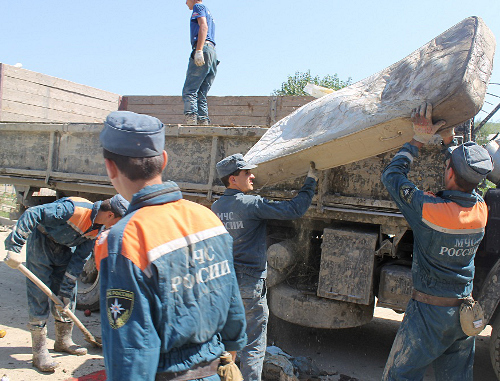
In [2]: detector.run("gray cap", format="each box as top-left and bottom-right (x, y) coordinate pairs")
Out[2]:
(448, 142), (493, 184)
(216, 153), (257, 178)
(110, 194), (129, 217)
(100, 111), (165, 157)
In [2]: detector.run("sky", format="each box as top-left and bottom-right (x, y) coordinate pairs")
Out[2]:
(1, 0), (500, 122)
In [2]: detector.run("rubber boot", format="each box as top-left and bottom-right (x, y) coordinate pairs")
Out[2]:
(30, 325), (58, 372)
(54, 321), (87, 356)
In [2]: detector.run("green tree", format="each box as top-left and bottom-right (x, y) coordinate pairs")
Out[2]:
(475, 120), (499, 192)
(272, 70), (352, 96)
(474, 121), (500, 145)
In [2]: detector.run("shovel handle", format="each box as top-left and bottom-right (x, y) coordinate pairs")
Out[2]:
(17, 264), (102, 347)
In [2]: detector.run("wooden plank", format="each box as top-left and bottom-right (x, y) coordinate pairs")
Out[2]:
(0, 111), (50, 123)
(3, 64), (119, 102)
(123, 95), (272, 107)
(2, 100), (110, 123)
(0, 63), (4, 121)
(3, 77), (119, 111)
(127, 103), (273, 117)
(2, 88), (116, 120)
(278, 96), (315, 106)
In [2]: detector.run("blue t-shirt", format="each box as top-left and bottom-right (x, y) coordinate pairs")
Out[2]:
(190, 3), (216, 48)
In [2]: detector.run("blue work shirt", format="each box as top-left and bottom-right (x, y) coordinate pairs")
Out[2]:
(4, 197), (103, 296)
(190, 3), (216, 48)
(381, 143), (488, 298)
(96, 182), (246, 380)
(211, 177), (316, 279)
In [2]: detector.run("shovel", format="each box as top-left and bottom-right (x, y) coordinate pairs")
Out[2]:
(15, 263), (102, 348)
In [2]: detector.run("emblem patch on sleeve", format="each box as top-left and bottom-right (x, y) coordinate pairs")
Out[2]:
(399, 185), (416, 204)
(106, 289), (134, 329)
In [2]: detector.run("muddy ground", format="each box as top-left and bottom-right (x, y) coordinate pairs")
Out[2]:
(0, 226), (496, 381)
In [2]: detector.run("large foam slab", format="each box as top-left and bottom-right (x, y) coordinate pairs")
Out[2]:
(245, 17), (496, 187)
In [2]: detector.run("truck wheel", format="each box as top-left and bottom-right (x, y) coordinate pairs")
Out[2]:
(76, 256), (100, 311)
(490, 314), (500, 380)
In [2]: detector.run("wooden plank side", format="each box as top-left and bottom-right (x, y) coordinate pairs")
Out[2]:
(2, 100), (111, 123)
(128, 103), (273, 117)
(278, 96), (315, 106)
(154, 114), (269, 126)
(3, 77), (120, 111)
(3, 64), (120, 102)
(0, 112), (51, 122)
(0, 63), (4, 121)
(2, 88), (117, 120)
(123, 95), (272, 107)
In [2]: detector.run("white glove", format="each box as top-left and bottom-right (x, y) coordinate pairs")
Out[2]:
(4, 250), (23, 269)
(55, 296), (71, 313)
(194, 50), (205, 67)
(411, 102), (446, 144)
(307, 162), (319, 181)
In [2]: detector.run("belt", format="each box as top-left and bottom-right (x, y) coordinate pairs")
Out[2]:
(155, 358), (220, 381)
(412, 290), (464, 307)
(192, 41), (215, 49)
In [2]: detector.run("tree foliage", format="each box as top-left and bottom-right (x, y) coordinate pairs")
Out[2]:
(272, 70), (352, 96)
(474, 121), (500, 145)
(475, 121), (499, 192)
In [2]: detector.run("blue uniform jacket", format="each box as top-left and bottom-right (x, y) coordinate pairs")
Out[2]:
(4, 197), (102, 296)
(95, 182), (247, 381)
(381, 143), (488, 298)
(211, 177), (316, 278)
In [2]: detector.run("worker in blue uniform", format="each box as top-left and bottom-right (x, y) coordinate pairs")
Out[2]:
(381, 102), (493, 380)
(183, 0), (218, 125)
(4, 193), (128, 372)
(96, 110), (247, 380)
(211, 153), (318, 381)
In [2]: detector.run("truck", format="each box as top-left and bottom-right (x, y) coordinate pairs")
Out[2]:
(1, 64), (500, 377)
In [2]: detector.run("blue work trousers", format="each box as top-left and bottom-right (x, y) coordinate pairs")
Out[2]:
(182, 43), (218, 122)
(237, 273), (269, 381)
(26, 229), (77, 324)
(382, 298), (475, 381)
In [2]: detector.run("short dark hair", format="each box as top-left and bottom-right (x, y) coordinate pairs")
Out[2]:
(103, 149), (164, 181)
(99, 198), (121, 218)
(221, 169), (242, 187)
(449, 158), (478, 193)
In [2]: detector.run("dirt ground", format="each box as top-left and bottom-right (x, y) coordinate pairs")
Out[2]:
(0, 226), (497, 381)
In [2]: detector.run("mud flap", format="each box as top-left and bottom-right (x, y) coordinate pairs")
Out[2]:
(317, 228), (378, 305)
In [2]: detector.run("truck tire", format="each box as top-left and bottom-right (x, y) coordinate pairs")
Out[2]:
(490, 314), (500, 380)
(76, 256), (100, 311)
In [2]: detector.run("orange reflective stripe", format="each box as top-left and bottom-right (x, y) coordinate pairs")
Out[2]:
(95, 231), (110, 271)
(422, 201), (488, 231)
(121, 199), (225, 272)
(67, 197), (95, 236)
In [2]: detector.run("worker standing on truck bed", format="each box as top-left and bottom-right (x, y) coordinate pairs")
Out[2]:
(211, 154), (318, 381)
(96, 110), (247, 380)
(3, 194), (128, 372)
(182, 0), (218, 125)
(381, 102), (493, 380)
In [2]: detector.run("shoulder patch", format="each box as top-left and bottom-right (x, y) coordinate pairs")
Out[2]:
(400, 185), (416, 204)
(106, 289), (134, 329)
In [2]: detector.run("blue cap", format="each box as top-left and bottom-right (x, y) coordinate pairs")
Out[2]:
(100, 111), (165, 157)
(448, 142), (493, 184)
(216, 153), (257, 178)
(109, 194), (129, 217)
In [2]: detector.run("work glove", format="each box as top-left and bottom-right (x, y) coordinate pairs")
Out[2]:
(4, 250), (23, 269)
(307, 161), (319, 181)
(55, 295), (71, 313)
(411, 102), (446, 144)
(194, 50), (205, 67)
